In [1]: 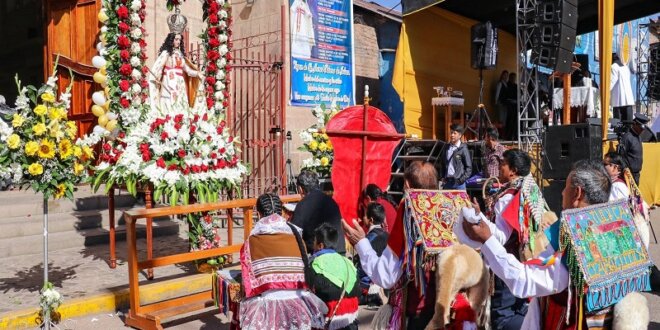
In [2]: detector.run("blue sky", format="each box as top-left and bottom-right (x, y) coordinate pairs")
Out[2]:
(370, 0), (402, 12)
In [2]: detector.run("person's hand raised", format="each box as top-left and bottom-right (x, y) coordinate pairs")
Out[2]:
(342, 218), (366, 246)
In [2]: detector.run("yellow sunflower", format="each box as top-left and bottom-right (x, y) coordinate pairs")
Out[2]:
(58, 139), (73, 159)
(48, 108), (62, 121)
(54, 184), (67, 199)
(7, 134), (20, 149)
(12, 114), (25, 128)
(73, 145), (82, 158)
(73, 162), (85, 176)
(38, 139), (56, 159)
(25, 141), (39, 156)
(28, 163), (43, 176)
(41, 92), (55, 103)
(34, 104), (47, 116)
(33, 123), (47, 136)
(82, 146), (94, 159)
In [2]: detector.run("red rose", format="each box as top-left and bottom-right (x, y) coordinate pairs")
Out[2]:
(182, 166), (190, 175)
(209, 38), (220, 48)
(207, 50), (220, 61)
(117, 36), (130, 49)
(174, 123), (182, 131)
(103, 143), (111, 152)
(226, 53), (233, 61)
(217, 159), (227, 169)
(207, 62), (217, 73)
(219, 147), (226, 154)
(201, 164), (209, 172)
(161, 132), (169, 140)
(222, 100), (229, 108)
(206, 76), (216, 86)
(118, 131), (126, 139)
(220, 120), (226, 127)
(228, 136), (234, 143)
(206, 136), (212, 142)
(208, 27), (218, 38)
(120, 97), (130, 108)
(193, 114), (200, 122)
(119, 64), (132, 76)
(202, 113), (208, 121)
(209, 1), (219, 11)
(117, 6), (129, 19)
(174, 114), (183, 123)
(190, 125), (197, 134)
(206, 86), (214, 94)
(120, 50), (130, 61)
(140, 143), (149, 150)
(210, 152), (217, 159)
(177, 149), (186, 158)
(168, 164), (178, 171)
(118, 22), (130, 33)
(141, 79), (149, 88)
(209, 14), (219, 25)
(119, 80), (130, 92)
(156, 158), (166, 168)
(206, 98), (214, 109)
(142, 154), (150, 162)
(141, 66), (149, 74)
(139, 39), (147, 49)
(192, 165), (201, 173)
(216, 127), (224, 134)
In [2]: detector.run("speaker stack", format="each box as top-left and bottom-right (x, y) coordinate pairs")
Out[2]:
(471, 21), (498, 70)
(533, 0), (578, 74)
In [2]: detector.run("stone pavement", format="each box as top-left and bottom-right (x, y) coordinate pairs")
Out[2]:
(0, 220), (246, 315)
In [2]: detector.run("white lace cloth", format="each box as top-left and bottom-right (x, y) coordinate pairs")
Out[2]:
(432, 96), (464, 107)
(552, 86), (601, 117)
(239, 289), (328, 330)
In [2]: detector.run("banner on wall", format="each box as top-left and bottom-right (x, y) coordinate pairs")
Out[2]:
(290, 0), (355, 107)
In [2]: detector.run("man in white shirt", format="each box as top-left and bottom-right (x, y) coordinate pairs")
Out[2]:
(461, 159), (648, 329)
(610, 53), (635, 122)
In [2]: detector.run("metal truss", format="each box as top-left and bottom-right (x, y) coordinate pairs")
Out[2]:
(637, 23), (659, 116)
(516, 0), (544, 183)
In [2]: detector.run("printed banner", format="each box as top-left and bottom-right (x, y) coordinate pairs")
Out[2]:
(290, 0), (354, 107)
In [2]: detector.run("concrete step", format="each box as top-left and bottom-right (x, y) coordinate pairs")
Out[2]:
(0, 188), (138, 218)
(0, 220), (181, 258)
(0, 207), (175, 239)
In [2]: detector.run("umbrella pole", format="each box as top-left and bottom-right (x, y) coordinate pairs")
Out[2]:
(43, 196), (50, 330)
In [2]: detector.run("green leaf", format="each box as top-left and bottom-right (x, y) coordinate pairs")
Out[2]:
(104, 177), (115, 194)
(170, 188), (178, 206)
(153, 187), (163, 202)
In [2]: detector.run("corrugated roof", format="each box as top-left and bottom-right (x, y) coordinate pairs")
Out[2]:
(354, 0), (403, 23)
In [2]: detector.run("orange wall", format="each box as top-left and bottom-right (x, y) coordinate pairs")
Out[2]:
(398, 7), (517, 138)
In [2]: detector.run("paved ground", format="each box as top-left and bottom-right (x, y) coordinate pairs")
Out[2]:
(3, 209), (660, 329)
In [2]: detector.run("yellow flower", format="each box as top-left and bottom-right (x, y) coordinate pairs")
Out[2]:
(38, 139), (56, 159)
(312, 132), (319, 138)
(7, 134), (20, 149)
(49, 123), (64, 140)
(82, 146), (94, 159)
(66, 121), (77, 139)
(41, 92), (55, 103)
(318, 142), (327, 152)
(12, 114), (25, 127)
(48, 108), (62, 121)
(25, 141), (39, 156)
(33, 123), (47, 136)
(28, 163), (43, 176)
(34, 104), (47, 116)
(58, 139), (73, 159)
(74, 162), (85, 176)
(322, 133), (329, 140)
(73, 145), (82, 158)
(58, 108), (68, 120)
(54, 184), (66, 199)
(327, 140), (333, 151)
(320, 157), (330, 166)
(309, 140), (318, 151)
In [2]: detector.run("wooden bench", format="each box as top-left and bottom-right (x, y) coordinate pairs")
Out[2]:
(123, 194), (302, 330)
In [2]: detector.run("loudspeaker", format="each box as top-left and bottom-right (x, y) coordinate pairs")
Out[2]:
(532, 0), (578, 74)
(543, 123), (602, 179)
(543, 179), (565, 217)
(471, 22), (498, 70)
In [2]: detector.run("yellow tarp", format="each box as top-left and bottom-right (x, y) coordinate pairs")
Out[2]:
(392, 7), (517, 139)
(640, 143), (660, 206)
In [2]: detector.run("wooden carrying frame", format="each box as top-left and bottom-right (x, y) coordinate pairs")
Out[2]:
(122, 194), (302, 330)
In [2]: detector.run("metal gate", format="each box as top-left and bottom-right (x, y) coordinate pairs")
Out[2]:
(229, 26), (286, 198)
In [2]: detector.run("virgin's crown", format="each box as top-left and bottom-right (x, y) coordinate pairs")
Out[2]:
(167, 7), (187, 34)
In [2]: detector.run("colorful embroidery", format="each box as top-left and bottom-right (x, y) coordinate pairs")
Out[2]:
(560, 200), (652, 313)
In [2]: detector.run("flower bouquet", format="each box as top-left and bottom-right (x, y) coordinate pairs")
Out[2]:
(38, 282), (63, 324)
(298, 103), (340, 178)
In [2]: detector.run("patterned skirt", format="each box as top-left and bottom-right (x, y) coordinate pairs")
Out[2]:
(239, 289), (328, 330)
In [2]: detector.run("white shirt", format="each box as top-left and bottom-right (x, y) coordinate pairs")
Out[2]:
(609, 180), (630, 201)
(354, 239), (402, 289)
(446, 141), (461, 177)
(610, 63), (635, 107)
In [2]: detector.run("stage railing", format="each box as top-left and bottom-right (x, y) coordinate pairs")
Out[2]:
(123, 194), (302, 330)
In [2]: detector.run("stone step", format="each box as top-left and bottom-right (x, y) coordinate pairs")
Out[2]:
(0, 207), (175, 239)
(0, 220), (181, 258)
(0, 188), (138, 218)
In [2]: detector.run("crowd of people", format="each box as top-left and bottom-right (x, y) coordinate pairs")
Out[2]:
(234, 128), (653, 329)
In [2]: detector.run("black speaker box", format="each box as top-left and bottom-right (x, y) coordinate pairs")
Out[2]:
(535, 46), (573, 74)
(543, 179), (565, 217)
(471, 22), (498, 70)
(538, 23), (576, 50)
(537, 0), (578, 28)
(543, 123), (602, 179)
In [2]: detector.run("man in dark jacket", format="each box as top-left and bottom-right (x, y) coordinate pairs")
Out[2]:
(440, 124), (472, 190)
(292, 169), (346, 255)
(618, 113), (649, 184)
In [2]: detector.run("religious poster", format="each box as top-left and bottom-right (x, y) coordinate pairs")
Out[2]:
(290, 0), (355, 107)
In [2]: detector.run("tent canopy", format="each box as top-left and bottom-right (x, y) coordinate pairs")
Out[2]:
(402, 0), (660, 34)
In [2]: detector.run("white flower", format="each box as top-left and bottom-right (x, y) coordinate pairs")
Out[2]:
(215, 70), (225, 80)
(14, 88), (29, 110)
(219, 58), (227, 67)
(131, 69), (142, 80)
(130, 0), (142, 11)
(101, 26), (108, 33)
(219, 34), (228, 43)
(219, 21), (227, 28)
(59, 92), (72, 109)
(0, 120), (12, 140)
(131, 42), (141, 54)
(219, 10), (228, 19)
(299, 130), (313, 143)
(217, 0), (225, 5)
(130, 56), (141, 67)
(130, 13), (141, 25)
(214, 81), (225, 90)
(131, 84), (142, 93)
(219, 45), (229, 56)
(46, 75), (58, 88)
(214, 91), (224, 101)
(130, 28), (142, 39)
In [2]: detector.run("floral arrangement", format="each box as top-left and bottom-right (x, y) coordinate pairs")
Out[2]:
(298, 103), (340, 178)
(166, 0), (185, 11)
(39, 282), (62, 323)
(0, 67), (92, 199)
(201, 0), (232, 113)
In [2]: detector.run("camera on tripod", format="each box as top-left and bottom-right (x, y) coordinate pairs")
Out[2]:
(611, 118), (631, 138)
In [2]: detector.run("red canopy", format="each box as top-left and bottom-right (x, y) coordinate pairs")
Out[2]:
(326, 105), (402, 224)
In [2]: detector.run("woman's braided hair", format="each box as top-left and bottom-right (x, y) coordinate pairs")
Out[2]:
(256, 192), (282, 217)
